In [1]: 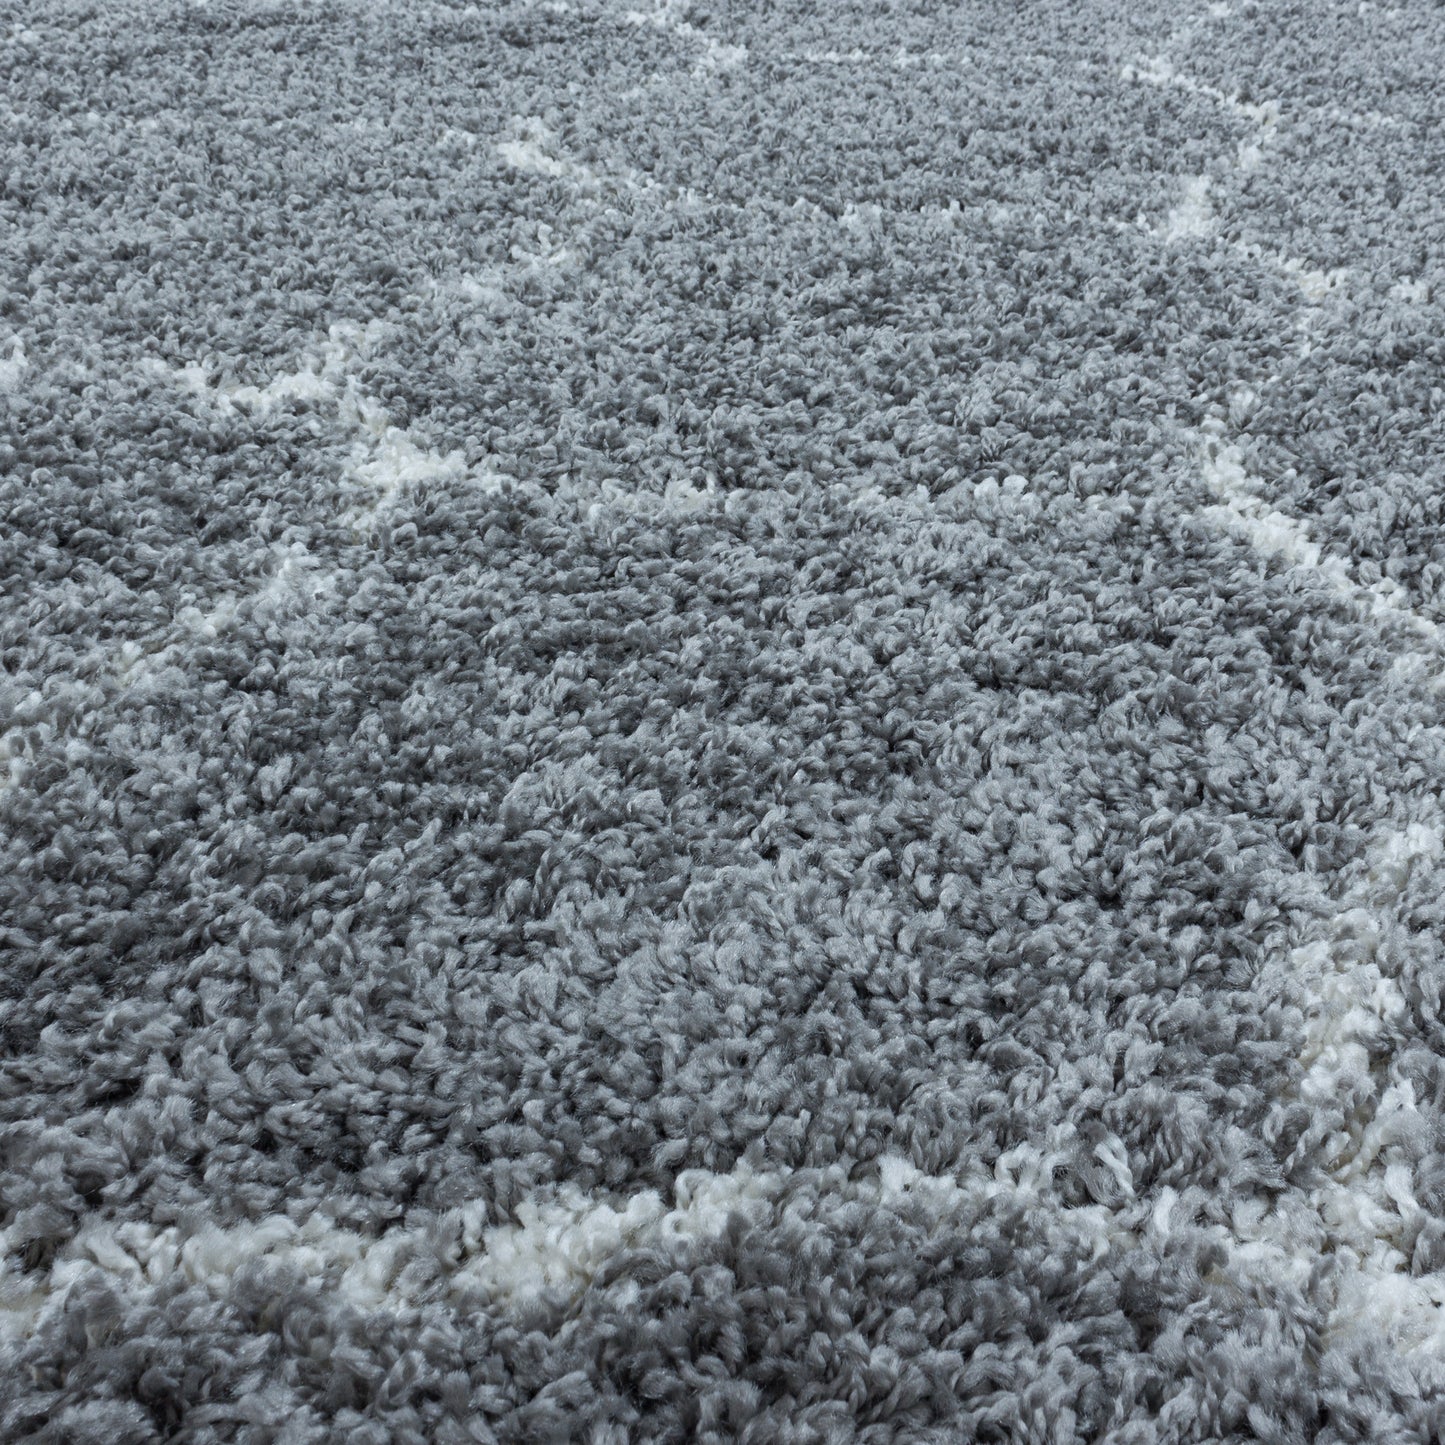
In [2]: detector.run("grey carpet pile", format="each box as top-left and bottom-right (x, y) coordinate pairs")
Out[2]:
(4, 0), (1445, 1439)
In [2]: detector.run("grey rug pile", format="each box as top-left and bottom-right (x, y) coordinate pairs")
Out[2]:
(4, 0), (1445, 1439)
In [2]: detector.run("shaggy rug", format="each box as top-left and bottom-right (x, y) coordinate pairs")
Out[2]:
(4, 0), (1445, 1439)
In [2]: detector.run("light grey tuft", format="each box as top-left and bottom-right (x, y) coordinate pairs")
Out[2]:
(4, 0), (1445, 1440)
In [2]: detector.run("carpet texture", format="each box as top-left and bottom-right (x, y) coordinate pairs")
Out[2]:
(4, 0), (1445, 1439)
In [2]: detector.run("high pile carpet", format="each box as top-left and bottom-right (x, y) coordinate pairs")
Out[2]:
(3, 0), (1445, 1439)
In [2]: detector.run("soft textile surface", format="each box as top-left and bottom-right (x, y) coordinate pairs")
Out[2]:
(3, 0), (1445, 1439)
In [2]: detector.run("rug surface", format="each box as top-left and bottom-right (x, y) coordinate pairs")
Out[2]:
(4, 0), (1445, 1439)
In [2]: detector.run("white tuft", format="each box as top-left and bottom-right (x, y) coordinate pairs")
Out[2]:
(1390, 277), (1431, 304)
(625, 1), (747, 75)
(1233, 824), (1445, 1355)
(1277, 253), (1350, 302)
(496, 135), (573, 179)
(339, 413), (467, 534)
(789, 47), (869, 64)
(1194, 420), (1439, 641)
(0, 1152), (1125, 1339)
(495, 116), (620, 191)
(458, 1165), (780, 1303)
(0, 337), (27, 391)
(1156, 175), (1215, 242)
(840, 201), (884, 234)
